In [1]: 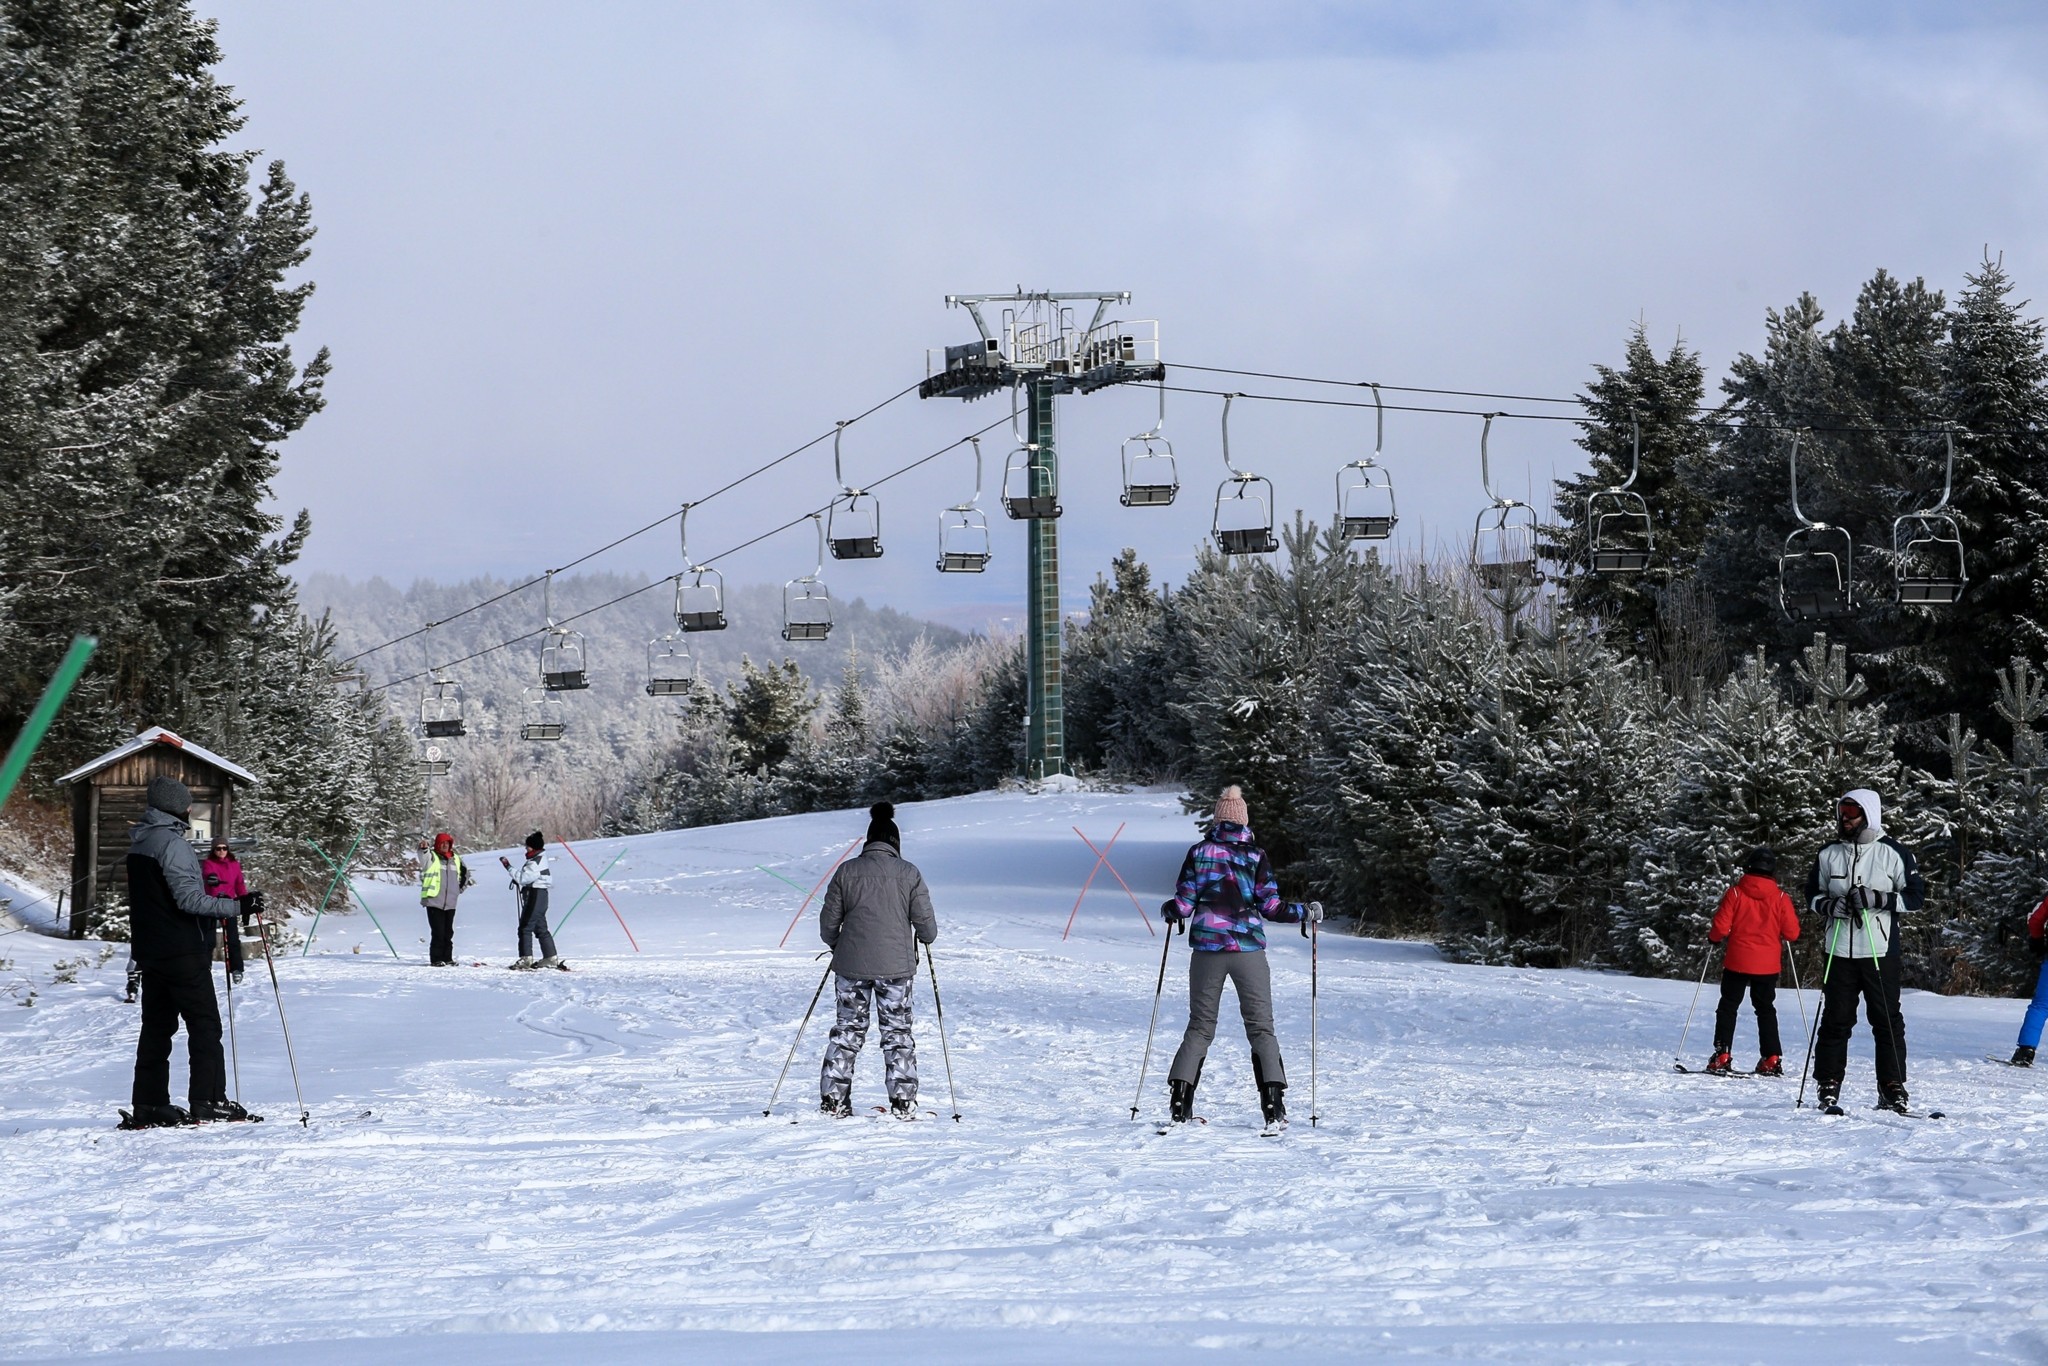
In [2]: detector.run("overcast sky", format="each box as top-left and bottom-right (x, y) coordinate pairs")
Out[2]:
(207, 1), (2048, 632)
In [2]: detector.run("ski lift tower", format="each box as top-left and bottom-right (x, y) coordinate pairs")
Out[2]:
(922, 291), (1163, 779)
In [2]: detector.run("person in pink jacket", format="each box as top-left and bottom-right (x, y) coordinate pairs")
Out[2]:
(201, 840), (250, 985)
(1704, 846), (1802, 1075)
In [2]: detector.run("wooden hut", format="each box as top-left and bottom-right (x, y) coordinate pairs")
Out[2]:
(57, 727), (257, 939)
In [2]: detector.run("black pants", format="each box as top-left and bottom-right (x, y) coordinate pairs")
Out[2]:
(133, 953), (226, 1111)
(209, 916), (244, 977)
(1713, 971), (1782, 1057)
(518, 888), (556, 960)
(1815, 951), (1906, 1086)
(427, 907), (457, 965)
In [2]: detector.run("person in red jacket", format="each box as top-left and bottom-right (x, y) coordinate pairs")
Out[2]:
(1704, 846), (1802, 1075)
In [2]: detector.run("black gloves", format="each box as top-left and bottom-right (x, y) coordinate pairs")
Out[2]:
(2031, 935), (2047, 961)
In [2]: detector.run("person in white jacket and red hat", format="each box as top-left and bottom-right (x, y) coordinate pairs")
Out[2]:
(1806, 788), (1925, 1114)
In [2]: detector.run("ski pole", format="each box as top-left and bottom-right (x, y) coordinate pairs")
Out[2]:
(1673, 935), (1717, 1070)
(1130, 904), (1181, 1120)
(1310, 909), (1320, 1128)
(925, 942), (961, 1122)
(0, 635), (94, 816)
(251, 904), (308, 1127)
(223, 940), (240, 1104)
(1795, 934), (1836, 1110)
(1785, 938), (1808, 1046)
(764, 961), (833, 1117)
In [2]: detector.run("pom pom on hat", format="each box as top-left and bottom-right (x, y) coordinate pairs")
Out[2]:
(1213, 785), (1249, 827)
(867, 801), (900, 851)
(524, 830), (545, 853)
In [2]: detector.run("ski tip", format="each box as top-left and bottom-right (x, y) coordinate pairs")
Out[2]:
(1929, 1110), (1947, 1119)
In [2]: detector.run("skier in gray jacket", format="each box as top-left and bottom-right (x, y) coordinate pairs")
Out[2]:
(818, 801), (937, 1119)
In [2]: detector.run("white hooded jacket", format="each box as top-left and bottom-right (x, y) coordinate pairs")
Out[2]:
(1806, 788), (1925, 959)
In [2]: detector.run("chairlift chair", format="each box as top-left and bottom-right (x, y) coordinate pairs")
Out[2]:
(1212, 393), (1279, 555)
(1778, 429), (1854, 621)
(538, 571), (589, 690)
(519, 686), (566, 742)
(1001, 445), (1062, 520)
(1120, 382), (1178, 508)
(1469, 414), (1543, 611)
(1336, 383), (1398, 543)
(1586, 418), (1654, 573)
(1001, 389), (1061, 520)
(417, 742), (451, 777)
(420, 675), (466, 738)
(783, 514), (835, 642)
(826, 420), (884, 558)
(1893, 427), (1967, 606)
(936, 435), (992, 573)
(676, 505), (729, 631)
(645, 605), (699, 697)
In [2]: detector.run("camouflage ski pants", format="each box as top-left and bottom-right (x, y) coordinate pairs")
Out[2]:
(821, 973), (917, 1104)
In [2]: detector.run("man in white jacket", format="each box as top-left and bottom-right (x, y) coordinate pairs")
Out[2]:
(1806, 788), (1925, 1114)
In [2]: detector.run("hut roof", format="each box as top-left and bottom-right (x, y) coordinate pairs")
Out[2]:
(56, 727), (259, 788)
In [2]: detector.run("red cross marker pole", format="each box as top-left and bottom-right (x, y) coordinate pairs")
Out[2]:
(1062, 823), (1155, 940)
(556, 839), (639, 952)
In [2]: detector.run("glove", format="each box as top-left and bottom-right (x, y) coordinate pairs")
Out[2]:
(1298, 901), (1324, 923)
(2031, 935), (2047, 961)
(1158, 900), (1183, 926)
(1816, 895), (1851, 920)
(1850, 887), (1892, 912)
(499, 856), (513, 870)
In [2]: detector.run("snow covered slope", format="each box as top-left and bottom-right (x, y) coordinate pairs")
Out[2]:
(1, 789), (2043, 1363)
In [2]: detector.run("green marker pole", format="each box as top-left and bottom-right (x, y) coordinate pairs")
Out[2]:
(556, 848), (627, 932)
(0, 636), (97, 814)
(757, 865), (808, 895)
(304, 836), (399, 959)
(302, 827), (366, 957)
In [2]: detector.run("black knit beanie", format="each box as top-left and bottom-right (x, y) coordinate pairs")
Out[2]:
(525, 830), (545, 853)
(146, 776), (192, 818)
(1743, 845), (1778, 876)
(866, 802), (900, 851)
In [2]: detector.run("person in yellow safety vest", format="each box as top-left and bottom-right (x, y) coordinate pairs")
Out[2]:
(420, 832), (474, 966)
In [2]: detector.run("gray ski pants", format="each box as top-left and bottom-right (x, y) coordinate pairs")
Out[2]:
(821, 974), (917, 1104)
(1169, 948), (1285, 1087)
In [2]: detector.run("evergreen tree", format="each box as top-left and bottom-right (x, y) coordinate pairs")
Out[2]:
(1951, 659), (2048, 993)
(723, 657), (813, 776)
(1546, 325), (1716, 657)
(0, 0), (328, 757)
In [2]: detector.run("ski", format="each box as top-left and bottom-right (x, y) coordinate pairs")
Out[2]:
(1984, 1055), (2034, 1068)
(1814, 1102), (1945, 1120)
(1674, 1065), (1764, 1078)
(1154, 1115), (1208, 1136)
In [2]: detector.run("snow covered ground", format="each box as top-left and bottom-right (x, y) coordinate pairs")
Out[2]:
(2, 789), (2044, 1363)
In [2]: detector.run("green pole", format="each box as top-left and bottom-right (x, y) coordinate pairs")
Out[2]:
(0, 636), (96, 814)
(301, 827), (365, 957)
(556, 847), (627, 932)
(757, 864), (808, 895)
(304, 835), (400, 959)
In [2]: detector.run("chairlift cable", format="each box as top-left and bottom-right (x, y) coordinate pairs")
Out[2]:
(378, 409), (1016, 690)
(338, 378), (922, 668)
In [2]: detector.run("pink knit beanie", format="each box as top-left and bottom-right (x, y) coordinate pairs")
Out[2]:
(1213, 785), (1249, 826)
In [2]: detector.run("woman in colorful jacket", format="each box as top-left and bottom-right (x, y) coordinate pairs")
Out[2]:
(1161, 785), (1320, 1131)
(2007, 894), (2048, 1067)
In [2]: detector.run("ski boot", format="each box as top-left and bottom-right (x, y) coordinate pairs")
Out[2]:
(1705, 1049), (1734, 1076)
(538, 955), (565, 971)
(1877, 1081), (1910, 1115)
(819, 1092), (852, 1119)
(119, 1103), (195, 1129)
(1755, 1054), (1784, 1077)
(1816, 1078), (1843, 1115)
(2011, 1045), (2036, 1068)
(889, 1097), (918, 1121)
(192, 1098), (262, 1123)
(509, 957), (537, 971)
(1258, 1082), (1288, 1135)
(1167, 1079), (1197, 1125)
